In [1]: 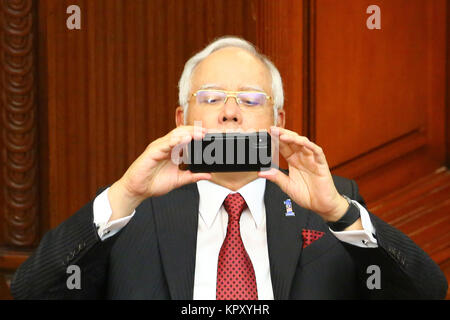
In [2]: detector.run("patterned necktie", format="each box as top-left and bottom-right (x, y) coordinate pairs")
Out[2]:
(216, 193), (258, 300)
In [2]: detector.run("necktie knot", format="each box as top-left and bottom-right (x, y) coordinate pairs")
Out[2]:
(223, 193), (247, 222)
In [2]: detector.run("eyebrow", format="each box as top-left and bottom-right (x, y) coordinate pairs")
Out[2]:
(199, 84), (223, 90)
(239, 85), (264, 92)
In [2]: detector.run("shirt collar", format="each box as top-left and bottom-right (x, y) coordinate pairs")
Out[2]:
(196, 178), (266, 229)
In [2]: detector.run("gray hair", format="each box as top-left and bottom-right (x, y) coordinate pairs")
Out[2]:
(178, 36), (284, 124)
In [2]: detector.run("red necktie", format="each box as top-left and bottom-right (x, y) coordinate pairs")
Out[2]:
(216, 193), (258, 300)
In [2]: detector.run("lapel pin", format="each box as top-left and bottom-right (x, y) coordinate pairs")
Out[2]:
(284, 199), (295, 216)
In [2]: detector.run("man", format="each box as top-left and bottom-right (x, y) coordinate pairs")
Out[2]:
(11, 37), (447, 299)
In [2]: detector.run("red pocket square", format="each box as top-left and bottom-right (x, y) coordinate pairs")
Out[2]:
(302, 229), (325, 248)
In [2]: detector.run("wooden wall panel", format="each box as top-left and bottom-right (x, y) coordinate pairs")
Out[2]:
(447, 0), (450, 168)
(254, 0), (304, 137)
(309, 0), (449, 295)
(312, 0), (447, 202)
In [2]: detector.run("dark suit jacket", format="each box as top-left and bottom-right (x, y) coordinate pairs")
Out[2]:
(10, 175), (448, 299)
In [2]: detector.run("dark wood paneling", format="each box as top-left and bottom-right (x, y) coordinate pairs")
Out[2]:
(447, 0), (450, 168)
(317, 0), (445, 166)
(254, 0), (304, 136)
(0, 0), (4, 251)
(312, 0), (447, 203)
(0, 0), (39, 248)
(333, 130), (427, 179)
(253, 0), (304, 169)
(310, 0), (449, 297)
(302, 0), (316, 140)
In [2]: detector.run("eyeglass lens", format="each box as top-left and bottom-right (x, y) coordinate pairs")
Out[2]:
(196, 91), (267, 107)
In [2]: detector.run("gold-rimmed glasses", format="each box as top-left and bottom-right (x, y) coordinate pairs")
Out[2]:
(192, 89), (272, 108)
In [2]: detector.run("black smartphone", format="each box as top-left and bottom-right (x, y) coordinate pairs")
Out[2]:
(180, 131), (272, 172)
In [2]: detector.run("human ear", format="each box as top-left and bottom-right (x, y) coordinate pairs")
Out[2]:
(175, 106), (185, 127)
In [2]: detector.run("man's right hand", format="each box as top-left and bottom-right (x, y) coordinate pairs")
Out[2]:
(107, 126), (211, 221)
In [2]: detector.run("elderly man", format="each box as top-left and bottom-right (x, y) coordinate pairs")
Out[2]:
(11, 37), (447, 300)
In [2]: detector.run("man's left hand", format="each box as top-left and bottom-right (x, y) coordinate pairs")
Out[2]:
(258, 127), (354, 224)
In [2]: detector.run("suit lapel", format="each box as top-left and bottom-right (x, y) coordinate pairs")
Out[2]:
(152, 183), (199, 300)
(264, 180), (309, 300)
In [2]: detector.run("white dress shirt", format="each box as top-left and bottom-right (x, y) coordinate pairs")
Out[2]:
(194, 178), (273, 299)
(93, 178), (378, 300)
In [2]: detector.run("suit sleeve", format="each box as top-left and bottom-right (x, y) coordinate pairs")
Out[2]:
(343, 179), (448, 299)
(10, 187), (120, 299)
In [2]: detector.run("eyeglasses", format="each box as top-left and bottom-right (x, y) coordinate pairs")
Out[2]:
(192, 90), (272, 108)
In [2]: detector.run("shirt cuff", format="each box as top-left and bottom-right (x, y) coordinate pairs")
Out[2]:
(329, 200), (378, 248)
(93, 187), (135, 241)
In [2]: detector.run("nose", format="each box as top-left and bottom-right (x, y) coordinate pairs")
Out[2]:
(219, 96), (242, 124)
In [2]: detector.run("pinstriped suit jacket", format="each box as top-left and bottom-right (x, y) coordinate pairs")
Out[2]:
(10, 175), (448, 299)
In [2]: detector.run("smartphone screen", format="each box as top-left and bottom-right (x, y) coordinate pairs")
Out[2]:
(180, 131), (272, 172)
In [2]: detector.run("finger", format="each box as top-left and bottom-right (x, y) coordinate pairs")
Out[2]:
(159, 125), (206, 155)
(172, 125), (206, 141)
(301, 140), (327, 165)
(271, 126), (299, 138)
(150, 132), (193, 163)
(278, 134), (328, 166)
(178, 170), (212, 186)
(158, 133), (190, 155)
(276, 138), (305, 166)
(189, 172), (212, 183)
(279, 134), (313, 156)
(258, 167), (290, 192)
(169, 136), (195, 165)
(166, 126), (208, 165)
(269, 126), (281, 138)
(273, 127), (314, 153)
(271, 127), (313, 160)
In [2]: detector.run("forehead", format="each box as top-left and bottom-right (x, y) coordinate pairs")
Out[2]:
(191, 47), (272, 92)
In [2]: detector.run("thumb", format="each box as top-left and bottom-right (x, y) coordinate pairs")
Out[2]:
(258, 167), (290, 191)
(177, 170), (212, 187)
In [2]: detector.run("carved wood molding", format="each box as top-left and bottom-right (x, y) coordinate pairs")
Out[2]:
(1, 0), (38, 247)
